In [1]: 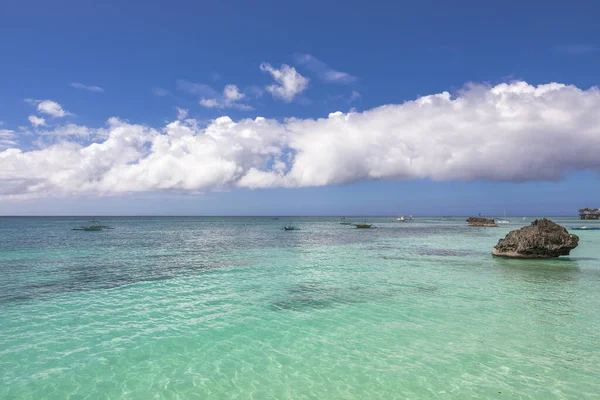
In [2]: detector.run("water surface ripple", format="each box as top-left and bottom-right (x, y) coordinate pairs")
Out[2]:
(1, 217), (599, 399)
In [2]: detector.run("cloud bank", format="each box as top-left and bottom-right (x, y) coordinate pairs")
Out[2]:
(2, 81), (600, 198)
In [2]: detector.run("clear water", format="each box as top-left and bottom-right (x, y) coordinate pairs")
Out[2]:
(1, 217), (599, 399)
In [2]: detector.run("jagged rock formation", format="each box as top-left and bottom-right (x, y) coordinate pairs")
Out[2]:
(492, 219), (579, 258)
(467, 217), (498, 227)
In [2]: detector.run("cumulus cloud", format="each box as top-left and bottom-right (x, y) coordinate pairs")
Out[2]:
(70, 82), (105, 93)
(28, 115), (47, 127)
(260, 63), (309, 102)
(2, 81), (600, 198)
(200, 84), (253, 110)
(26, 99), (71, 117)
(295, 54), (357, 84)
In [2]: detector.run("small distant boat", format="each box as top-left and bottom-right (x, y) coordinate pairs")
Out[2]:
(441, 216), (451, 221)
(522, 217), (528, 221)
(570, 226), (600, 231)
(496, 209), (511, 224)
(354, 219), (373, 229)
(72, 219), (112, 231)
(397, 215), (405, 222)
(339, 217), (353, 225)
(283, 221), (297, 231)
(355, 224), (373, 229)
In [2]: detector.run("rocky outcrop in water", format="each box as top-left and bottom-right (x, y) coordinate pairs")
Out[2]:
(467, 217), (498, 227)
(492, 219), (579, 258)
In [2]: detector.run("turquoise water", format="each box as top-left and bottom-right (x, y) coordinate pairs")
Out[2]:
(1, 217), (600, 399)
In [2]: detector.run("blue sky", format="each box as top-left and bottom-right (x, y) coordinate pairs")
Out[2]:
(1, 0), (599, 215)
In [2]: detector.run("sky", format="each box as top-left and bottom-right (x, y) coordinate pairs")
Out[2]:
(1, 0), (599, 216)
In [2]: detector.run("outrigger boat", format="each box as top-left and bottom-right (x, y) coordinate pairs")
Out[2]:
(284, 221), (298, 231)
(72, 219), (113, 231)
(570, 226), (600, 231)
(339, 217), (353, 225)
(354, 219), (373, 229)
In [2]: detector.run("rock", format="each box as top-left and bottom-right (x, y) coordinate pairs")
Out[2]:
(467, 217), (498, 227)
(492, 219), (579, 258)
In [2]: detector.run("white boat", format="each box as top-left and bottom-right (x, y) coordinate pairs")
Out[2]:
(397, 215), (405, 222)
(496, 209), (511, 224)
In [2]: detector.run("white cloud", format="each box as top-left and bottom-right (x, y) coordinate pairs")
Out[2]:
(70, 82), (105, 93)
(349, 90), (361, 103)
(260, 63), (309, 102)
(153, 87), (170, 97)
(224, 84), (244, 102)
(26, 99), (71, 117)
(28, 115), (47, 127)
(0, 129), (17, 149)
(295, 54), (357, 84)
(199, 98), (219, 108)
(176, 107), (189, 120)
(37, 124), (95, 138)
(2, 81), (600, 198)
(200, 84), (253, 110)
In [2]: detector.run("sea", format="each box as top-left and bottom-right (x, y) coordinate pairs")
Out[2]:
(1, 216), (599, 399)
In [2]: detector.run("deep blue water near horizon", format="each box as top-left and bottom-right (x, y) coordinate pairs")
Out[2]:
(1, 216), (599, 399)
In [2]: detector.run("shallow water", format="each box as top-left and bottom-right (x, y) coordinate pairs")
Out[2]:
(1, 217), (599, 399)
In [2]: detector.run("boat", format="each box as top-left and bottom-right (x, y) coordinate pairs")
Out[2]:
(397, 215), (406, 222)
(72, 219), (112, 231)
(354, 219), (373, 229)
(441, 216), (451, 221)
(354, 223), (373, 229)
(496, 209), (511, 224)
(339, 217), (353, 225)
(283, 221), (297, 230)
(570, 226), (600, 231)
(522, 217), (528, 221)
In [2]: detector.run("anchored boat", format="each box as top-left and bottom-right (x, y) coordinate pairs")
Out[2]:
(283, 221), (298, 231)
(72, 219), (113, 231)
(570, 226), (600, 231)
(354, 219), (373, 229)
